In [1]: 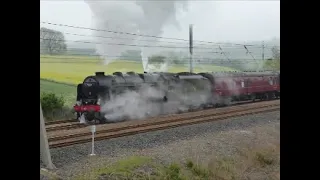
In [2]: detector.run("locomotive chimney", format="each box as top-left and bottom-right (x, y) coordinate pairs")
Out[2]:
(95, 72), (105, 76)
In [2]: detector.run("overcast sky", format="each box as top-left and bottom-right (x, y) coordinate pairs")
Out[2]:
(40, 0), (280, 43)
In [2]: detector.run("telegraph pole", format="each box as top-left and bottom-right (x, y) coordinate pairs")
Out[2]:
(40, 102), (55, 169)
(189, 24), (193, 73)
(262, 41), (265, 61)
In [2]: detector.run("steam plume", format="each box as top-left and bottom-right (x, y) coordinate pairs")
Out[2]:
(100, 78), (212, 122)
(85, 0), (189, 71)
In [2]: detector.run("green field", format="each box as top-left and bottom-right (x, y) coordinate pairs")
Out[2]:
(40, 55), (237, 85)
(40, 79), (76, 105)
(40, 55), (238, 107)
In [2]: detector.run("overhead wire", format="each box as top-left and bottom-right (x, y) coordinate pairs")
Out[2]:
(40, 21), (280, 48)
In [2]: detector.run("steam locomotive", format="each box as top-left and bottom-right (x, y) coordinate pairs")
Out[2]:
(74, 71), (280, 124)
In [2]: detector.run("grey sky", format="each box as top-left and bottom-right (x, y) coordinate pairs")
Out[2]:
(40, 0), (280, 43)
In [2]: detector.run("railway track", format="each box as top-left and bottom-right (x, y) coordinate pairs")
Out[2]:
(46, 122), (86, 132)
(45, 99), (276, 132)
(48, 100), (280, 149)
(45, 119), (78, 125)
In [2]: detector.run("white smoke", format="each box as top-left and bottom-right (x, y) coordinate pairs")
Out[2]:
(86, 1), (142, 65)
(100, 84), (165, 121)
(147, 63), (169, 72)
(85, 0), (189, 71)
(211, 72), (242, 105)
(100, 79), (212, 122)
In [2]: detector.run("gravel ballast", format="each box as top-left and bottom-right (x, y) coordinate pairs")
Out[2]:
(40, 110), (280, 178)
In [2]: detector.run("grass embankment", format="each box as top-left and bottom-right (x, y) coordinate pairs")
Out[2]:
(40, 79), (76, 121)
(73, 143), (279, 180)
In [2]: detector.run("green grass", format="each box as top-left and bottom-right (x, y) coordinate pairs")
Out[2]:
(74, 156), (153, 180)
(70, 142), (280, 180)
(40, 168), (63, 180)
(40, 55), (238, 85)
(40, 79), (76, 121)
(40, 79), (76, 106)
(264, 59), (280, 70)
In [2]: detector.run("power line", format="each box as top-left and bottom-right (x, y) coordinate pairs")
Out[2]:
(39, 50), (223, 60)
(41, 29), (188, 46)
(40, 21), (279, 64)
(40, 37), (197, 49)
(40, 38), (278, 61)
(40, 55), (268, 65)
(39, 50), (250, 60)
(40, 37), (276, 51)
(39, 51), (276, 64)
(41, 21), (190, 41)
(39, 53), (259, 62)
(41, 21), (280, 48)
(39, 45), (228, 53)
(40, 29), (276, 49)
(40, 47), (273, 61)
(244, 45), (256, 61)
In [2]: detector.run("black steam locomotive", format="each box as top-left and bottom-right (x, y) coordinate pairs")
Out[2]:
(74, 71), (212, 124)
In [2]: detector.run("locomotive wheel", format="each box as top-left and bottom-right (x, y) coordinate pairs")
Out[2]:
(98, 118), (107, 124)
(96, 112), (107, 124)
(251, 94), (256, 102)
(263, 92), (272, 101)
(76, 112), (81, 119)
(223, 97), (232, 106)
(86, 109), (95, 122)
(267, 92), (274, 100)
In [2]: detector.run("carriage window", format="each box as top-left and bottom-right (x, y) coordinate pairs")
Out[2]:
(269, 78), (273, 85)
(241, 81), (245, 88)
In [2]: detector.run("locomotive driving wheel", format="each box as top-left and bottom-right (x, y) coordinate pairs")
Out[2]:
(251, 94), (256, 102)
(269, 92), (275, 100)
(264, 92), (274, 101)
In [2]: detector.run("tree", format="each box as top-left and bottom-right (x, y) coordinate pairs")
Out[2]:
(148, 55), (166, 64)
(271, 46), (280, 60)
(40, 92), (65, 114)
(118, 50), (142, 61)
(166, 51), (182, 64)
(40, 27), (67, 55)
(264, 46), (280, 70)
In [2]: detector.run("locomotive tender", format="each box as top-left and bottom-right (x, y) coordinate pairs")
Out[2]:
(74, 71), (280, 124)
